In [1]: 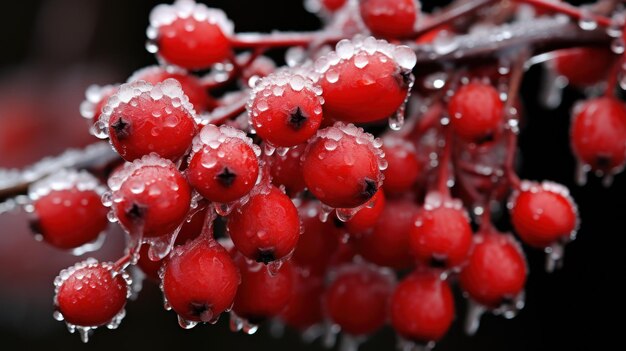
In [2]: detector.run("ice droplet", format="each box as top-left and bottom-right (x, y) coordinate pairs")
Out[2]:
(464, 300), (486, 335)
(177, 315), (198, 329)
(578, 9), (598, 31)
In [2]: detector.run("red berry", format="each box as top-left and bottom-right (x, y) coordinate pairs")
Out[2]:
(280, 268), (325, 330)
(161, 237), (240, 326)
(359, 0), (419, 39)
(324, 264), (394, 336)
(127, 65), (215, 112)
(187, 125), (261, 203)
(302, 123), (385, 209)
(571, 96), (626, 173)
(108, 154), (192, 238)
(409, 196), (473, 269)
(345, 189), (385, 233)
(54, 259), (130, 329)
(510, 181), (578, 248)
(448, 81), (503, 143)
(316, 37), (416, 123)
(554, 48), (614, 87)
(353, 198), (418, 270)
(391, 271), (455, 343)
(227, 186), (300, 263)
(80, 84), (117, 128)
(100, 79), (198, 162)
(267, 143), (307, 195)
(381, 136), (421, 193)
(459, 233), (527, 308)
(248, 71), (324, 147)
(232, 255), (294, 322)
(292, 201), (340, 274)
(148, 1), (233, 70)
(29, 170), (108, 251)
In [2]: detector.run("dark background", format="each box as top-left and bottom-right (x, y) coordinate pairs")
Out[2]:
(0, 1), (625, 350)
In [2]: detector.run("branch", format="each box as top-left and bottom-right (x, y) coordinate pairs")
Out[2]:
(0, 142), (119, 203)
(410, 16), (610, 73)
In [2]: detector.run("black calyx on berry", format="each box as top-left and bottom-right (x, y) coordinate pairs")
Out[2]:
(360, 178), (378, 200)
(111, 117), (131, 140)
(394, 68), (413, 90)
(256, 249), (276, 264)
(126, 202), (146, 221)
(429, 256), (448, 269)
(216, 167), (237, 187)
(288, 107), (308, 130)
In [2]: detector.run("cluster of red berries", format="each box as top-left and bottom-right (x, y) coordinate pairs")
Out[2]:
(8, 0), (626, 349)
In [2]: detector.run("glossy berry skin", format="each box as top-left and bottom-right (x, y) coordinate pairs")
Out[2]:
(232, 255), (294, 322)
(345, 189), (385, 234)
(32, 189), (108, 250)
(162, 238), (240, 323)
(280, 268), (325, 330)
(292, 202), (340, 274)
(381, 138), (421, 193)
(107, 82), (198, 162)
(391, 271), (455, 343)
(227, 186), (300, 263)
(554, 48), (614, 87)
(156, 18), (231, 70)
(353, 198), (418, 270)
(320, 51), (410, 123)
(571, 97), (626, 173)
(128, 66), (214, 112)
(112, 164), (192, 238)
(324, 264), (394, 336)
(459, 233), (527, 308)
(359, 0), (419, 39)
(302, 125), (383, 208)
(187, 136), (260, 204)
(55, 260), (129, 327)
(448, 82), (503, 143)
(409, 204), (473, 269)
(136, 208), (206, 280)
(268, 143), (306, 195)
(249, 80), (323, 147)
(510, 182), (577, 248)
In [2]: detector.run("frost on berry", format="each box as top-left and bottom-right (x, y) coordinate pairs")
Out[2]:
(147, 0), (234, 69)
(303, 122), (387, 217)
(247, 69), (324, 149)
(27, 169), (108, 254)
(96, 78), (198, 161)
(53, 258), (132, 343)
(314, 35), (416, 126)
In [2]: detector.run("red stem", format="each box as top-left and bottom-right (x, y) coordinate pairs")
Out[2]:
(412, 0), (499, 38)
(514, 0), (612, 27)
(201, 93), (249, 126)
(605, 54), (622, 97)
(113, 252), (133, 272)
(436, 127), (453, 197)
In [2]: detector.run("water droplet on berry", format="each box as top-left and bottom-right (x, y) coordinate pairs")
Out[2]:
(464, 300), (486, 335)
(578, 9), (598, 31)
(177, 315), (198, 329)
(354, 53), (369, 69)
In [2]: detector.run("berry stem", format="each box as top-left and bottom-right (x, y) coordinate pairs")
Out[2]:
(113, 252), (133, 272)
(436, 127), (454, 197)
(503, 50), (528, 190)
(604, 54), (622, 97)
(513, 0), (612, 27)
(0, 142), (119, 203)
(229, 32), (342, 49)
(200, 92), (249, 126)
